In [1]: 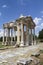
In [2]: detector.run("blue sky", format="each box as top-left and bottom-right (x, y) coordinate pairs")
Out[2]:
(0, 0), (43, 36)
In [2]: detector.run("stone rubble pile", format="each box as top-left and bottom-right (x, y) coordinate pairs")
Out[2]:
(17, 57), (40, 65)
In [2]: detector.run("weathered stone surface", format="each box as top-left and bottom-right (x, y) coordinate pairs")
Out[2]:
(17, 57), (33, 65)
(31, 56), (40, 65)
(0, 44), (41, 65)
(31, 52), (40, 57)
(17, 58), (27, 65)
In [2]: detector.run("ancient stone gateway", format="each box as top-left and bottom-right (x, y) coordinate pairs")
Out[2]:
(2, 16), (36, 46)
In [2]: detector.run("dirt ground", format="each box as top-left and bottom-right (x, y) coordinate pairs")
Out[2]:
(35, 43), (43, 65)
(0, 43), (43, 65)
(38, 43), (43, 65)
(31, 53), (43, 65)
(39, 53), (43, 65)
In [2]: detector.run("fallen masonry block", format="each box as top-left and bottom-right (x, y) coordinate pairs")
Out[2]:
(31, 52), (40, 57)
(32, 59), (40, 65)
(40, 50), (43, 53)
(17, 57), (40, 65)
(17, 58), (32, 65)
(34, 60), (40, 65)
(17, 59), (26, 65)
(2, 60), (7, 63)
(31, 56), (40, 65)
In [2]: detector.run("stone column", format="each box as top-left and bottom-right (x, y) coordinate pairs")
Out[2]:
(11, 28), (13, 45)
(8, 28), (10, 45)
(17, 23), (20, 45)
(2, 28), (5, 45)
(13, 28), (16, 45)
(26, 26), (29, 46)
(20, 23), (24, 46)
(8, 28), (10, 37)
(31, 29), (33, 45)
(34, 28), (36, 45)
(13, 28), (15, 41)
(5, 28), (8, 45)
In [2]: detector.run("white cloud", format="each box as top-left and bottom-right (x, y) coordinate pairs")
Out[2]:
(0, 29), (8, 37)
(35, 22), (43, 36)
(0, 12), (2, 16)
(41, 23), (43, 26)
(2, 5), (7, 8)
(35, 26), (40, 29)
(0, 29), (3, 37)
(35, 25), (41, 36)
(40, 23), (43, 29)
(33, 17), (42, 25)
(37, 23), (43, 30)
(34, 17), (42, 36)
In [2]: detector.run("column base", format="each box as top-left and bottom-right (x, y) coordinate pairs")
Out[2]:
(5, 42), (8, 45)
(15, 42), (20, 47)
(34, 41), (36, 45)
(31, 42), (33, 45)
(20, 41), (24, 46)
(2, 42), (5, 45)
(17, 42), (20, 45)
(11, 41), (13, 45)
(26, 41), (29, 46)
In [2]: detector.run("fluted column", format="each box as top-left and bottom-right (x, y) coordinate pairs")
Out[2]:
(20, 23), (24, 46)
(11, 28), (13, 45)
(13, 28), (16, 45)
(13, 28), (15, 41)
(8, 28), (10, 45)
(34, 28), (36, 45)
(26, 26), (29, 46)
(2, 28), (5, 45)
(31, 29), (33, 45)
(8, 28), (10, 37)
(17, 23), (20, 45)
(5, 28), (8, 45)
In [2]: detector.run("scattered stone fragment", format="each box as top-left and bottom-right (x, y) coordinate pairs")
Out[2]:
(31, 52), (40, 57)
(17, 58), (32, 65)
(2, 60), (7, 63)
(17, 59), (26, 65)
(31, 56), (40, 65)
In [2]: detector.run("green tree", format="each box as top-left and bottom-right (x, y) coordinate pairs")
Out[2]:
(38, 29), (43, 39)
(0, 37), (3, 42)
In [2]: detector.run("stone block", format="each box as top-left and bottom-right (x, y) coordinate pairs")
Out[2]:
(30, 56), (40, 65)
(17, 58), (32, 65)
(31, 52), (40, 57)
